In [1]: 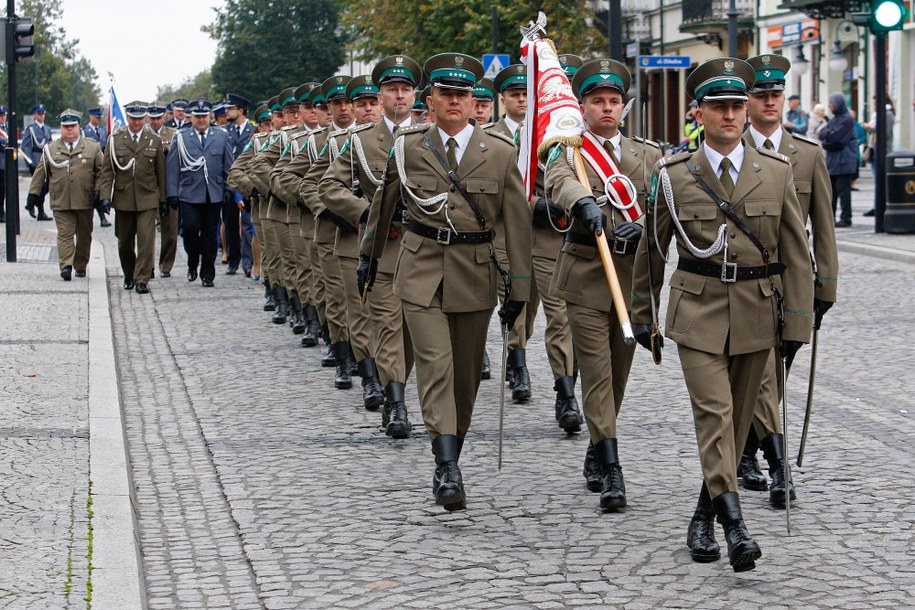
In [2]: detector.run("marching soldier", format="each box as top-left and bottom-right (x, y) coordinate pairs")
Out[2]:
(27, 109), (104, 280)
(98, 101), (166, 294)
(165, 98), (235, 287)
(300, 76), (358, 389)
(22, 104), (54, 220)
(739, 54), (838, 505)
(472, 78), (494, 125)
(321, 55), (421, 435)
(147, 102), (179, 277)
(631, 58), (813, 572)
(545, 58), (662, 509)
(359, 53), (532, 511)
(489, 64), (535, 402)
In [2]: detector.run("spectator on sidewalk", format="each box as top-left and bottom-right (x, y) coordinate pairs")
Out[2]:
(807, 103), (827, 140)
(818, 93), (858, 227)
(862, 94), (896, 217)
(783, 94), (808, 135)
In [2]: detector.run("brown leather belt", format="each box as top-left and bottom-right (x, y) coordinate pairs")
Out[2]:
(564, 231), (638, 255)
(408, 220), (493, 245)
(677, 258), (786, 283)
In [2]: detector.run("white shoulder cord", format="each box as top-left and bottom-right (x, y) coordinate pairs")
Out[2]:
(42, 143), (70, 171)
(393, 134), (453, 232)
(351, 131), (382, 187)
(307, 133), (319, 163)
(658, 165), (727, 261)
(174, 131), (209, 184)
(106, 135), (137, 199)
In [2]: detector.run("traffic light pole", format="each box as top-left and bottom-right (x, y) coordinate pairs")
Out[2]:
(874, 31), (887, 233)
(5, 0), (19, 262)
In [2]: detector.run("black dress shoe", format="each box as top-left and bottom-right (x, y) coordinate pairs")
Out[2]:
(75, 270), (86, 278)
(123, 279), (135, 290)
(226, 265), (238, 275)
(863, 208), (875, 217)
(243, 269), (252, 278)
(160, 270), (171, 278)
(201, 278), (214, 287)
(37, 212), (53, 221)
(135, 283), (149, 294)
(60, 266), (72, 281)
(187, 269), (198, 282)
(481, 349), (491, 380)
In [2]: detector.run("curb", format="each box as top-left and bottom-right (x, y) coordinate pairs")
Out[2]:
(836, 239), (915, 265)
(87, 242), (145, 609)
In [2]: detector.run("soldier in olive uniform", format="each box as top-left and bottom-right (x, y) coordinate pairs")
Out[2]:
(545, 59), (662, 510)
(98, 101), (166, 294)
(739, 54), (838, 505)
(322, 55), (421, 435)
(472, 78), (494, 125)
(630, 58), (814, 572)
(300, 76), (359, 389)
(147, 102), (179, 277)
(359, 53), (532, 511)
(28, 110), (104, 280)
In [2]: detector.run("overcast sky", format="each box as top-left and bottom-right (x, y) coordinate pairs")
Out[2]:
(59, 0), (225, 104)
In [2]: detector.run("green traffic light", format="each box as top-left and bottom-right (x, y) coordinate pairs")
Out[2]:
(872, 0), (907, 30)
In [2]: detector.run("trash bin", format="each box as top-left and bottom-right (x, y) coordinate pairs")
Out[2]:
(885, 150), (915, 234)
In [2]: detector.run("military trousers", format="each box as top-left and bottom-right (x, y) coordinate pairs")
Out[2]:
(338, 253), (374, 362)
(533, 253), (575, 379)
(301, 210), (324, 319)
(158, 205), (180, 273)
(180, 202), (221, 281)
(53, 209), (93, 272)
(369, 270), (414, 386)
(260, 217), (284, 287)
(273, 219), (296, 294)
(402, 293), (492, 440)
(115, 208), (157, 284)
(250, 197), (266, 282)
(291, 209), (313, 304)
(566, 301), (636, 442)
(678, 345), (769, 499)
(495, 243), (535, 352)
(314, 217), (348, 342)
(751, 348), (782, 440)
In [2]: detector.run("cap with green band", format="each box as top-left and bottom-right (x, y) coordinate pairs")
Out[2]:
(572, 58), (631, 98)
(686, 57), (755, 102)
(423, 53), (484, 91)
(746, 54), (790, 92)
(321, 75), (352, 102)
(347, 75), (380, 101)
(372, 55), (422, 86)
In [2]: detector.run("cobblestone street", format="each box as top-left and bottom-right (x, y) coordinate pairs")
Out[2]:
(3, 173), (915, 608)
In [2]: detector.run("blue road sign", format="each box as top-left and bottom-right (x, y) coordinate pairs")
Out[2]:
(482, 53), (512, 79)
(637, 55), (691, 69)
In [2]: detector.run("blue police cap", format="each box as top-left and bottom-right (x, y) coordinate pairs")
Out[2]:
(0, 105), (7, 114)
(171, 99), (189, 110)
(224, 93), (250, 109)
(32, 104), (46, 114)
(212, 104), (226, 116)
(188, 98), (211, 115)
(88, 108), (103, 117)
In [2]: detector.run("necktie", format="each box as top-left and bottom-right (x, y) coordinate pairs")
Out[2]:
(446, 137), (458, 172)
(763, 138), (774, 150)
(719, 158), (735, 198)
(68, 143), (73, 153)
(199, 131), (206, 148)
(604, 140), (620, 163)
(133, 134), (139, 144)
(392, 125), (399, 135)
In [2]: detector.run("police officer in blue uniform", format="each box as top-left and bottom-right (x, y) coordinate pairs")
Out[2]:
(165, 99), (190, 130)
(221, 93), (252, 274)
(165, 98), (235, 287)
(83, 107), (112, 226)
(22, 104), (54, 220)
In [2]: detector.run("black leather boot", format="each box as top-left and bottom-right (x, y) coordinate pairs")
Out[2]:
(263, 280), (276, 311)
(508, 349), (531, 402)
(384, 381), (411, 439)
(554, 376), (582, 433)
(272, 286), (288, 324)
(594, 438), (626, 510)
(480, 349), (491, 380)
(431, 434), (465, 511)
(357, 358), (385, 410)
(289, 295), (306, 334)
(761, 432), (796, 507)
(687, 482), (720, 563)
(346, 342), (358, 376)
(738, 426), (768, 491)
(712, 491), (761, 572)
(333, 341), (353, 389)
(301, 304), (321, 347)
(582, 441), (603, 492)
(321, 323), (336, 367)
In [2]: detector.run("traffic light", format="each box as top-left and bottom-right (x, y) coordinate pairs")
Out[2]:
(12, 17), (34, 61)
(871, 0), (908, 31)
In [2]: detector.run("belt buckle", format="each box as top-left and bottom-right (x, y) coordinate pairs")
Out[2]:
(613, 238), (628, 255)
(721, 261), (738, 283)
(436, 227), (452, 245)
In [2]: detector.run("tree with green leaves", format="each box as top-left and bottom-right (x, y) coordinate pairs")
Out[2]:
(205, 0), (346, 105)
(338, 1), (606, 66)
(0, 0), (101, 127)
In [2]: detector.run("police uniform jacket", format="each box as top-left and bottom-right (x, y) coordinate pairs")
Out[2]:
(743, 129), (838, 303)
(165, 127), (234, 204)
(631, 144), (814, 355)
(28, 138), (103, 211)
(545, 134), (662, 312)
(21, 122), (52, 167)
(0, 122), (8, 171)
(360, 122), (532, 313)
(82, 123), (108, 151)
(227, 120), (254, 159)
(98, 129), (166, 212)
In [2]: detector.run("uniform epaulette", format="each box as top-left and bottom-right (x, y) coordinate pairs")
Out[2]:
(484, 129), (515, 146)
(757, 147), (790, 164)
(661, 151), (691, 167)
(350, 122), (375, 134)
(290, 129), (311, 140)
(396, 123), (433, 136)
(632, 135), (661, 150)
(480, 122), (496, 130)
(788, 132), (821, 148)
(281, 124), (299, 132)
(114, 126), (128, 135)
(310, 126), (328, 136)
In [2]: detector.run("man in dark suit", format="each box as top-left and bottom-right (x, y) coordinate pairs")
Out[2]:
(220, 93), (252, 275)
(166, 98), (235, 287)
(83, 108), (112, 226)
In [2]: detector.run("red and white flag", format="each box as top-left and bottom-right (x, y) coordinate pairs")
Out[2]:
(518, 21), (585, 200)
